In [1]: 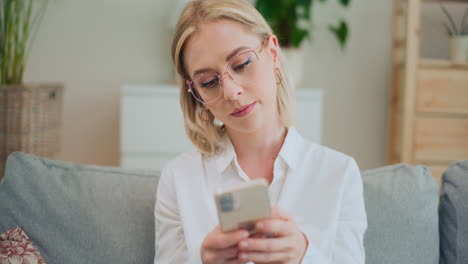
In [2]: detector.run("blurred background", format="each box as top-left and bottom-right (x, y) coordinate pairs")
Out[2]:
(18, 0), (466, 171)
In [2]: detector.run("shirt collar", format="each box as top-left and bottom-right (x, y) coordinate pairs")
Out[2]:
(214, 127), (303, 174)
(215, 135), (236, 174)
(277, 127), (301, 169)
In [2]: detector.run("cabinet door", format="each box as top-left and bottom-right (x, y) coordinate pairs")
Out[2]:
(414, 116), (468, 163)
(120, 86), (194, 170)
(417, 68), (468, 114)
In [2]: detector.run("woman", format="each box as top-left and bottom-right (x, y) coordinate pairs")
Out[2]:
(155, 0), (367, 263)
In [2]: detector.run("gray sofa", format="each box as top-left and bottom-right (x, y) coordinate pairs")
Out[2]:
(0, 152), (467, 264)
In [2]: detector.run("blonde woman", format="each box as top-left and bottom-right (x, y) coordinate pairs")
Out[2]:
(154, 0), (367, 263)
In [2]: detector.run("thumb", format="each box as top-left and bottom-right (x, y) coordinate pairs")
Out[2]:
(271, 205), (292, 221)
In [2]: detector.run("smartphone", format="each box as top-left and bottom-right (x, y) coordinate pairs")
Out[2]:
(214, 179), (272, 233)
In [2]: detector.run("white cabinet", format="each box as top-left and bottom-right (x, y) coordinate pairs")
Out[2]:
(120, 84), (323, 171)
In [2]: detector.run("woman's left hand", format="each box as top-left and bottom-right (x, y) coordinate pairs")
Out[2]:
(237, 206), (308, 264)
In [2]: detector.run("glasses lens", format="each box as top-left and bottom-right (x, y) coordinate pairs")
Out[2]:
(227, 51), (259, 87)
(191, 73), (221, 103)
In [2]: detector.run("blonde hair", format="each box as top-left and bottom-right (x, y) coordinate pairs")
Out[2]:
(171, 0), (295, 156)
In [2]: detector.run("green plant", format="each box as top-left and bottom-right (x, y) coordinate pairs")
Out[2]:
(440, 4), (468, 36)
(255, 0), (351, 49)
(0, 0), (49, 85)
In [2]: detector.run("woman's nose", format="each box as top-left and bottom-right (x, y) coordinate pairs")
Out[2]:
(221, 75), (243, 101)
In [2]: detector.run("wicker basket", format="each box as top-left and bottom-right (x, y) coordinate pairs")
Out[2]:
(0, 84), (64, 179)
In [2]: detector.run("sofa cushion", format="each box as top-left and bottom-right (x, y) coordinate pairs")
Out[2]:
(0, 152), (159, 264)
(439, 160), (468, 264)
(362, 164), (439, 264)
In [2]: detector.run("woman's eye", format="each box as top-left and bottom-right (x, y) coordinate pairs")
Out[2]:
(200, 78), (218, 88)
(234, 58), (252, 71)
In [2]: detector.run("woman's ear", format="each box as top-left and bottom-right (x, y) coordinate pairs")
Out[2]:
(267, 35), (280, 69)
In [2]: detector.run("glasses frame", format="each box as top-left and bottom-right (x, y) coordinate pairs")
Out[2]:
(187, 40), (266, 105)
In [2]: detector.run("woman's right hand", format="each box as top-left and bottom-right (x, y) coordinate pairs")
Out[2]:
(201, 225), (250, 264)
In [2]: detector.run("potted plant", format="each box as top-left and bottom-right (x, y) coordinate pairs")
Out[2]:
(255, 0), (351, 86)
(441, 4), (468, 63)
(0, 0), (63, 178)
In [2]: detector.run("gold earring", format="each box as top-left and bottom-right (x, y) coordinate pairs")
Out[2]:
(275, 68), (283, 86)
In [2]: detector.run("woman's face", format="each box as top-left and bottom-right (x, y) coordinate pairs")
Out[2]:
(184, 19), (281, 134)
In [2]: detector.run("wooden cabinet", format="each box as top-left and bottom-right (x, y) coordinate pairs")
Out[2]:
(388, 0), (468, 186)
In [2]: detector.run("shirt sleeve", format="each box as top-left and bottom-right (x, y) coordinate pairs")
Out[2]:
(299, 226), (332, 263)
(299, 158), (367, 264)
(332, 158), (367, 263)
(154, 166), (189, 264)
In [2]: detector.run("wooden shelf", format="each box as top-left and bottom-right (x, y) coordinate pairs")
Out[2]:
(389, 0), (468, 179)
(417, 109), (468, 116)
(423, 0), (468, 3)
(415, 157), (460, 165)
(420, 58), (468, 69)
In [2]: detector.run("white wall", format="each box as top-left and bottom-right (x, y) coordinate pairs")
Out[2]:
(25, 0), (452, 170)
(303, 0), (393, 169)
(25, 0), (174, 166)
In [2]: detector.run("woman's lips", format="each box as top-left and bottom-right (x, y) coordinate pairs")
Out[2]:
(230, 102), (256, 118)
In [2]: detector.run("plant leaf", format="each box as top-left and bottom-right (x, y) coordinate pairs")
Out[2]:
(255, 0), (278, 21)
(297, 0), (312, 19)
(0, 0), (49, 84)
(297, 0), (313, 6)
(442, 22), (454, 36)
(440, 4), (458, 35)
(290, 27), (309, 48)
(328, 20), (348, 49)
(339, 0), (351, 8)
(461, 6), (468, 35)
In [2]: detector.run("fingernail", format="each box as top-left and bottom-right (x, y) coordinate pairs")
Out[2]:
(242, 231), (249, 238)
(257, 222), (264, 229)
(240, 253), (248, 259)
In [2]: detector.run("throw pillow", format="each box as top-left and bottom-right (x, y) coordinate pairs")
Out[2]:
(362, 164), (439, 264)
(439, 160), (468, 264)
(0, 226), (46, 264)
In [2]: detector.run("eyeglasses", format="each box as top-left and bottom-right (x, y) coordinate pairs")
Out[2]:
(187, 41), (266, 104)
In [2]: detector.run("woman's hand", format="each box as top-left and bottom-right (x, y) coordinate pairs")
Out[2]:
(200, 225), (249, 264)
(237, 206), (308, 264)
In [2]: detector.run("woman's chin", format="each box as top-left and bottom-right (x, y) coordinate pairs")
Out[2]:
(225, 117), (264, 134)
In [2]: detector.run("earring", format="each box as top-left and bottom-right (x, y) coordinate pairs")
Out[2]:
(275, 68), (283, 86)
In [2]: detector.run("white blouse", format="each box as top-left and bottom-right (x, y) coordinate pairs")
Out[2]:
(154, 127), (367, 263)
